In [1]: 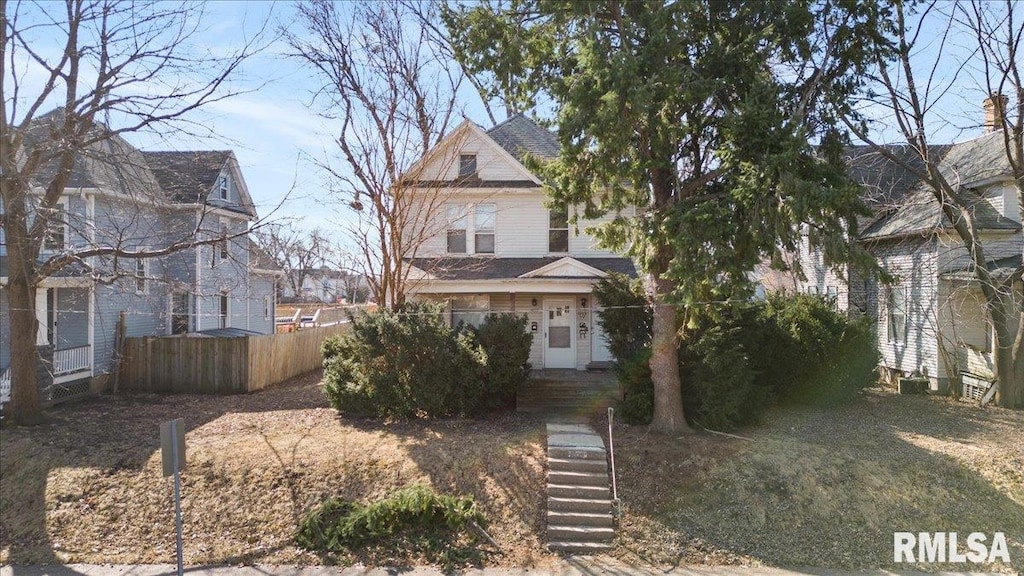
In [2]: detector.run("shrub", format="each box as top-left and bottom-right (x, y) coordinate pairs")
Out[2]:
(593, 273), (651, 362)
(616, 348), (654, 425)
(322, 303), (532, 418)
(596, 283), (878, 430)
(296, 485), (485, 564)
(687, 325), (767, 430)
(467, 313), (533, 411)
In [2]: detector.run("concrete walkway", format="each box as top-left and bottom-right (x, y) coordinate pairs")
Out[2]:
(0, 562), (1001, 576)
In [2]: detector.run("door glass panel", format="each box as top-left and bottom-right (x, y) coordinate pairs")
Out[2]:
(548, 303), (571, 348)
(549, 327), (570, 348)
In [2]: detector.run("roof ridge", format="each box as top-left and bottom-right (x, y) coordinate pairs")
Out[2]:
(485, 112), (528, 134)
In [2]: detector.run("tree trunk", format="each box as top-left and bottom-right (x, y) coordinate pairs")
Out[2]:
(647, 272), (688, 434)
(992, 295), (1024, 409)
(5, 266), (43, 426)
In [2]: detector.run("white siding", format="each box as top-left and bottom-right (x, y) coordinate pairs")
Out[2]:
(407, 191), (626, 259)
(415, 128), (532, 182)
(874, 238), (941, 383)
(795, 233), (850, 312)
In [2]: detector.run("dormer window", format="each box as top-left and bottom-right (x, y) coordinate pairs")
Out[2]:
(459, 154), (477, 178)
(219, 175), (229, 200)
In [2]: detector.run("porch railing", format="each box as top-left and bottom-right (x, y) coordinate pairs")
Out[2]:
(54, 345), (92, 376)
(0, 367), (10, 404)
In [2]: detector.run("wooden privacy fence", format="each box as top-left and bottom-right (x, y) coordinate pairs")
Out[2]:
(119, 324), (352, 394)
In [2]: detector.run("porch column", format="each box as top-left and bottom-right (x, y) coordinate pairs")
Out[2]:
(35, 287), (48, 345)
(510, 293), (516, 313)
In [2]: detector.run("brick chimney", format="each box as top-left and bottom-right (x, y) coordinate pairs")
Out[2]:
(983, 93), (1008, 132)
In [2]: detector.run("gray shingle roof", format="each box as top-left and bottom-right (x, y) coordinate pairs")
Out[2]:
(856, 133), (1020, 240)
(485, 114), (559, 162)
(406, 257), (636, 280)
(142, 150), (231, 201)
(25, 111), (163, 199)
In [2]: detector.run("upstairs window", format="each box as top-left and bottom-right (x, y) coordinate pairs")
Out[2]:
(474, 204), (495, 254)
(446, 204), (468, 253)
(42, 202), (67, 251)
(219, 175), (229, 200)
(220, 222), (229, 261)
(135, 256), (148, 294)
(459, 154), (477, 178)
(548, 207), (569, 253)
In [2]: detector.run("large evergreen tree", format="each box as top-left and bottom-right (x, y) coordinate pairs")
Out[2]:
(444, 0), (885, 432)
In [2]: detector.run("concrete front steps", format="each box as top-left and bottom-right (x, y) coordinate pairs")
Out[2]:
(519, 372), (621, 415)
(546, 423), (615, 554)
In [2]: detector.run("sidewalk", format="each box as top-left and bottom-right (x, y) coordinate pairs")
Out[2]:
(0, 558), (1005, 576)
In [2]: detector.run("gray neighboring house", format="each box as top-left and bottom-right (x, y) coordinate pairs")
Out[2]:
(787, 115), (1022, 398)
(1, 115), (280, 406)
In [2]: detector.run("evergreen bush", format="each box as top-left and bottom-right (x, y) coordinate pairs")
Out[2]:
(322, 303), (531, 418)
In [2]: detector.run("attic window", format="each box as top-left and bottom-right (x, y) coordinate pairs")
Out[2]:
(219, 175), (229, 200)
(459, 154), (477, 178)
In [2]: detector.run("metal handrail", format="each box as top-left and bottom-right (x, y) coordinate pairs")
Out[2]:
(607, 406), (618, 505)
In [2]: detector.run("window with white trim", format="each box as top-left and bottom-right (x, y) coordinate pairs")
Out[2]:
(446, 204), (468, 253)
(171, 291), (192, 334)
(42, 200), (68, 252)
(219, 290), (229, 329)
(549, 207), (568, 253)
(219, 175), (229, 200)
(135, 255), (148, 294)
(474, 203), (495, 254)
(264, 295), (272, 320)
(887, 285), (906, 343)
(451, 295), (489, 328)
(459, 154), (477, 178)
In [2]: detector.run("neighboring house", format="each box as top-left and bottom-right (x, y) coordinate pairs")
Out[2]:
(280, 267), (368, 304)
(0, 114), (279, 405)
(403, 114), (636, 370)
(780, 100), (1022, 397)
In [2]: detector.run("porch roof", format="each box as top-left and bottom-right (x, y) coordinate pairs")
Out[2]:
(405, 257), (636, 281)
(939, 253), (1022, 280)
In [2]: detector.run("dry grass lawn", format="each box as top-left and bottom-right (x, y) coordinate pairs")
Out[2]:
(611, 387), (1024, 573)
(0, 372), (553, 569)
(2, 377), (1022, 572)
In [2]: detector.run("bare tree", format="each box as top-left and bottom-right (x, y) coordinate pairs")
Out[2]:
(252, 223), (332, 300)
(285, 0), (467, 309)
(1, 0), (267, 425)
(843, 0), (1023, 407)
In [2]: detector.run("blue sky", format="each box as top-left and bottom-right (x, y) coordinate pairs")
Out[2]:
(6, 1), (1011, 240)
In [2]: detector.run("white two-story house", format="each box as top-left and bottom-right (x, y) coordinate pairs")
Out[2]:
(403, 114), (636, 370)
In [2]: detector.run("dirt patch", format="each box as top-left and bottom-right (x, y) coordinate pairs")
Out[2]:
(0, 372), (553, 569)
(611, 387), (1024, 572)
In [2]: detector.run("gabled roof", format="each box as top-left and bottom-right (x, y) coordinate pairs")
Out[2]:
(21, 110), (257, 216)
(142, 151), (256, 217)
(854, 133), (1020, 240)
(143, 151), (232, 203)
(25, 112), (162, 198)
(248, 240), (283, 272)
(405, 257), (636, 281)
(485, 113), (559, 162)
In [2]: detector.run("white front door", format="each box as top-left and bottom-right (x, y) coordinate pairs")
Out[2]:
(544, 298), (575, 368)
(591, 307), (614, 362)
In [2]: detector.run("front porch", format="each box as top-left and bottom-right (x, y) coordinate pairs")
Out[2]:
(517, 368), (621, 415)
(0, 344), (94, 408)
